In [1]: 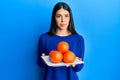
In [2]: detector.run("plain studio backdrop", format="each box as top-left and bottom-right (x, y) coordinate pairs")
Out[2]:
(0, 0), (120, 80)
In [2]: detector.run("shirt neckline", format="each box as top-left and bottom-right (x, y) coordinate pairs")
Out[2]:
(54, 34), (74, 38)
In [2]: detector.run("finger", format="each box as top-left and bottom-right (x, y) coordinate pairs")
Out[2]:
(42, 53), (45, 56)
(78, 58), (82, 61)
(76, 57), (82, 61)
(72, 64), (76, 67)
(66, 64), (70, 67)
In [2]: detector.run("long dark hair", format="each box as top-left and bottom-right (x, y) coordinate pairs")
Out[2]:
(48, 2), (77, 35)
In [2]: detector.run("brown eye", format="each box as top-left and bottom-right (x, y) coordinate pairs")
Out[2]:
(65, 14), (69, 18)
(56, 15), (61, 18)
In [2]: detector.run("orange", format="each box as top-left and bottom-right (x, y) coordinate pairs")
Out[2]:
(57, 41), (69, 53)
(49, 50), (63, 63)
(63, 51), (76, 63)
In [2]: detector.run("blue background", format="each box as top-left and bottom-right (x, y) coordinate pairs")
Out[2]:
(0, 0), (120, 80)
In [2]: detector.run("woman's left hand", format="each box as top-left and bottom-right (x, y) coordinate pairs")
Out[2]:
(71, 64), (76, 67)
(66, 64), (76, 67)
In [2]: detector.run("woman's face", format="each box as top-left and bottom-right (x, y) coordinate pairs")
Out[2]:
(55, 8), (70, 30)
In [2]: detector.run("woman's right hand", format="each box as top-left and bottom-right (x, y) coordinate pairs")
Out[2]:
(42, 53), (45, 56)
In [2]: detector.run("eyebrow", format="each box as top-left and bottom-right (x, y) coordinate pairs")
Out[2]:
(55, 13), (69, 15)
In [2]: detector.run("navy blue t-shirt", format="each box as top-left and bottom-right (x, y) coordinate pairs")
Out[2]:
(37, 32), (85, 80)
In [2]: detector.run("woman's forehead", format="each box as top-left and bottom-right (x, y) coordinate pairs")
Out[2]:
(56, 8), (70, 14)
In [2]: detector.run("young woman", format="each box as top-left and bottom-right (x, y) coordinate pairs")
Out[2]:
(37, 2), (85, 80)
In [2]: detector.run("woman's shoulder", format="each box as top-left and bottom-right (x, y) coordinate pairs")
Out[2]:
(73, 34), (84, 44)
(73, 33), (84, 39)
(39, 32), (50, 39)
(40, 32), (48, 37)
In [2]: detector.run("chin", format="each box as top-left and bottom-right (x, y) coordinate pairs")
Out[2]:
(60, 27), (67, 30)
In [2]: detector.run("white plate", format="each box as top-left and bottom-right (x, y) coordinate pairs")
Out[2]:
(41, 55), (84, 67)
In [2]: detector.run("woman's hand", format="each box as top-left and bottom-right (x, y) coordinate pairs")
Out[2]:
(41, 53), (47, 65)
(72, 64), (76, 67)
(66, 64), (76, 67)
(76, 57), (82, 61)
(66, 57), (82, 67)
(41, 53), (45, 56)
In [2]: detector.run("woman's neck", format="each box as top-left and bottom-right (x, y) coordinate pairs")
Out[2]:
(56, 29), (71, 36)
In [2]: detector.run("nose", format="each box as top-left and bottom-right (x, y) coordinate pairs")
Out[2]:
(61, 16), (65, 22)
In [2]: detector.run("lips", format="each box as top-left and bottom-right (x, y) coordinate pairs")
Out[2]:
(60, 24), (66, 27)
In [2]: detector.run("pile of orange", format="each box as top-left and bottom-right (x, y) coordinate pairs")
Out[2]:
(49, 41), (76, 63)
